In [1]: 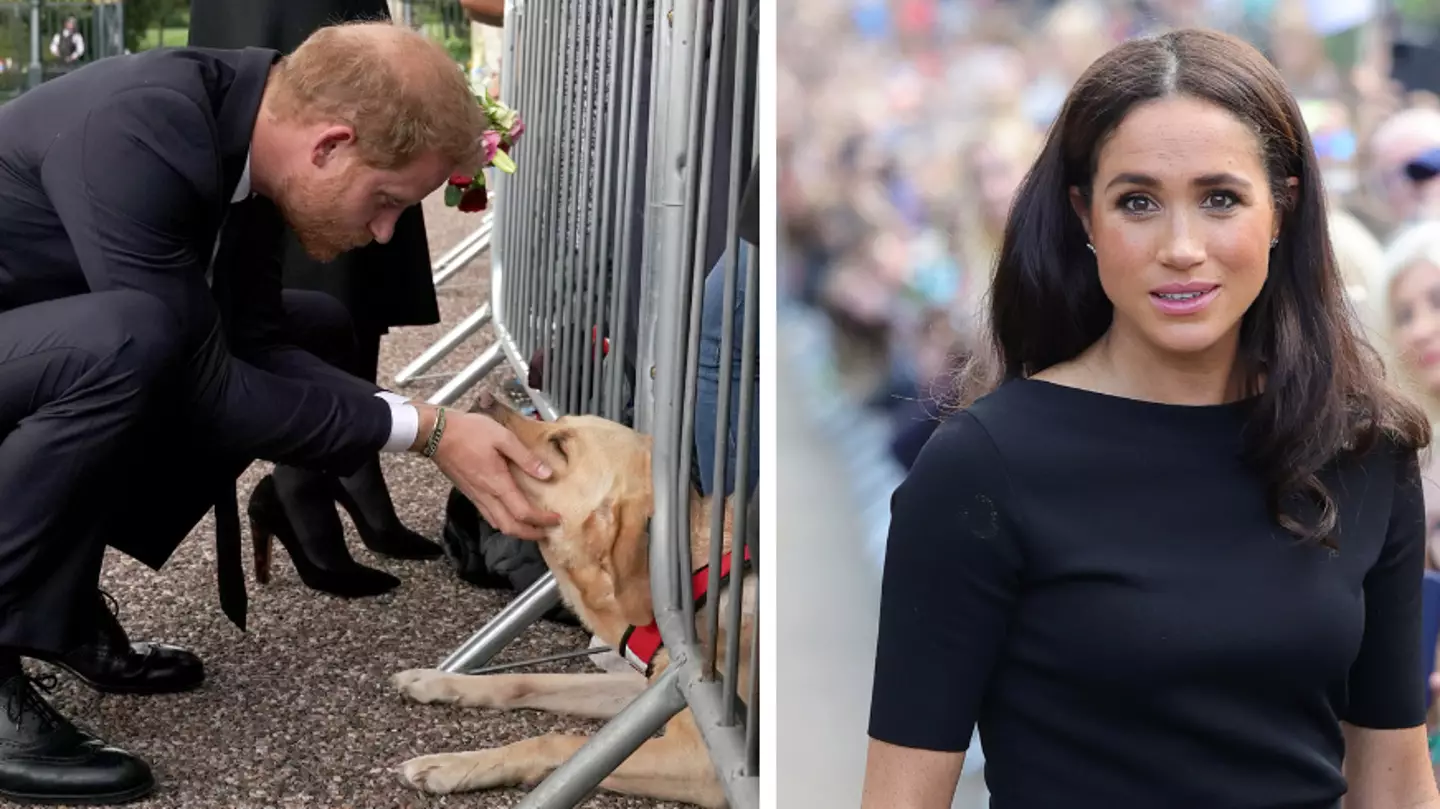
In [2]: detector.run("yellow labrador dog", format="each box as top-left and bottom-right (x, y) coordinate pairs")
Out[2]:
(391, 393), (755, 808)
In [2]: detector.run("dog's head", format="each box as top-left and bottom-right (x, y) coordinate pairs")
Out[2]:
(476, 392), (655, 626)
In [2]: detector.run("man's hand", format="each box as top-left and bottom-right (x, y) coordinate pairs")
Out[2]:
(415, 405), (560, 539)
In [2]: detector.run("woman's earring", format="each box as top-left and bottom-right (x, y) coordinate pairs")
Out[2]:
(1270, 237), (1279, 248)
(1086, 242), (1095, 254)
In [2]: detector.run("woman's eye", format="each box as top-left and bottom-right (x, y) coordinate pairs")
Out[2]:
(1203, 191), (1239, 209)
(1119, 195), (1153, 213)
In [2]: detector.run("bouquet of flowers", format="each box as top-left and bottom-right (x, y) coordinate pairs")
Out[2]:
(444, 89), (525, 213)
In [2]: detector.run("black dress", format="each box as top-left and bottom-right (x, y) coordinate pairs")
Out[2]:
(869, 378), (1426, 808)
(186, 0), (442, 382)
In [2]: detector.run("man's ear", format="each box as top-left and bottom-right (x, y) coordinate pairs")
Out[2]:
(594, 495), (653, 627)
(1069, 185), (1093, 243)
(311, 125), (356, 168)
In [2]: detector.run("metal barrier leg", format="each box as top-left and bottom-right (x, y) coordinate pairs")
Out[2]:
(514, 663), (688, 809)
(393, 303), (493, 386)
(429, 212), (495, 286)
(680, 674), (760, 808)
(438, 573), (562, 672)
(391, 212), (496, 388)
(431, 218), (494, 287)
(426, 341), (506, 407)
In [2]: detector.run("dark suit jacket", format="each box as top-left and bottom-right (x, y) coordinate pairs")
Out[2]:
(186, 0), (441, 334)
(0, 46), (392, 474)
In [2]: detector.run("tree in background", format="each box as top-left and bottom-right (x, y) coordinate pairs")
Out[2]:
(123, 0), (186, 52)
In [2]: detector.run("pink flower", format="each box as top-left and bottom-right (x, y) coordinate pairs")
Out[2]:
(481, 130), (502, 165)
(508, 118), (525, 146)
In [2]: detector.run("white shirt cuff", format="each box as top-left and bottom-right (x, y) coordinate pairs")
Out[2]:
(375, 391), (420, 453)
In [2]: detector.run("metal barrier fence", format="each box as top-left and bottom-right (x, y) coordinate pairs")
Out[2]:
(413, 0), (652, 677)
(641, 0), (761, 788)
(401, 0), (759, 804)
(0, 0), (123, 102)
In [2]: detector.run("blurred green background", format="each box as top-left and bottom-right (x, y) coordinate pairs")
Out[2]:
(0, 0), (471, 101)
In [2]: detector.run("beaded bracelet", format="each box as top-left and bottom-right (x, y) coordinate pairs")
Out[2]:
(421, 406), (448, 458)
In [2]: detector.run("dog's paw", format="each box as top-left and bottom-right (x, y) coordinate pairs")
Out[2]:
(391, 669), (461, 704)
(395, 752), (497, 794)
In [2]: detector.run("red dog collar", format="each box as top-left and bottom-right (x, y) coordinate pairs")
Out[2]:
(619, 544), (754, 677)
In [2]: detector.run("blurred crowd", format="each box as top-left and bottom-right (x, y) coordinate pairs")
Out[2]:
(778, 0), (1440, 534)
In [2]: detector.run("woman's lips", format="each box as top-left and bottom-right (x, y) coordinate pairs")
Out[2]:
(1149, 284), (1220, 316)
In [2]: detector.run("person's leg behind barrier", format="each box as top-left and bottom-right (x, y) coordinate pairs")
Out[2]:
(0, 290), (189, 804)
(695, 243), (760, 498)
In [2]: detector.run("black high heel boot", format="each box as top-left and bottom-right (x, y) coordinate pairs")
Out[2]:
(247, 474), (400, 598)
(333, 458), (443, 560)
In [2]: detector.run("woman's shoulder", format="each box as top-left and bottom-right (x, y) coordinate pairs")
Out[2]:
(916, 379), (1072, 465)
(912, 408), (1004, 471)
(905, 381), (1046, 491)
(896, 409), (1019, 532)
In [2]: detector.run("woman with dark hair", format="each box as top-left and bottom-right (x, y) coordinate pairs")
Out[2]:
(863, 28), (1440, 808)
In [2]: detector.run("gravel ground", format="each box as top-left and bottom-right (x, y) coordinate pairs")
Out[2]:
(13, 191), (683, 809)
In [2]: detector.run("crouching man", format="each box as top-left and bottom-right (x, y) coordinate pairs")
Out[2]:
(0, 21), (558, 804)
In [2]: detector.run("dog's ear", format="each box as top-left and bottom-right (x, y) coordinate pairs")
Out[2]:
(595, 495), (653, 627)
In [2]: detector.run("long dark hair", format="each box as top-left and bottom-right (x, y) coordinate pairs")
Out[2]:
(960, 28), (1430, 546)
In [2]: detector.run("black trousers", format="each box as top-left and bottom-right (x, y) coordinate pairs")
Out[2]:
(0, 288), (363, 656)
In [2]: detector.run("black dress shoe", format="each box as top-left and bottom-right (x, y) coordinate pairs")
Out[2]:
(33, 593), (204, 696)
(0, 672), (154, 805)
